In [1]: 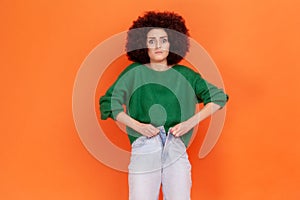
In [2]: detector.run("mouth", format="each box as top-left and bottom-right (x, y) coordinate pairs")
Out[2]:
(154, 51), (163, 54)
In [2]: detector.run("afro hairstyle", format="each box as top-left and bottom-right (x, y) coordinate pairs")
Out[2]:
(126, 11), (190, 65)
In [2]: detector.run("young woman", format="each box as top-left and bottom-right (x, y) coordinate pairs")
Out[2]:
(100, 11), (228, 200)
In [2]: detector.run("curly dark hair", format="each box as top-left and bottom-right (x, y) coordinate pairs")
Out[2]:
(126, 11), (190, 65)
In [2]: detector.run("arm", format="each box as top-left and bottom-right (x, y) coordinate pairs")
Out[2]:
(170, 71), (229, 137)
(171, 102), (221, 137)
(116, 112), (159, 138)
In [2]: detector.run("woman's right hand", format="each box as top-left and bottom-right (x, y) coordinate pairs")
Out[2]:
(136, 123), (160, 138)
(115, 112), (159, 138)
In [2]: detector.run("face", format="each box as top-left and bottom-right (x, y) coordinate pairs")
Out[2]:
(146, 28), (170, 63)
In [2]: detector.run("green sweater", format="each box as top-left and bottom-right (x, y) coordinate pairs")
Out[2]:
(99, 62), (228, 147)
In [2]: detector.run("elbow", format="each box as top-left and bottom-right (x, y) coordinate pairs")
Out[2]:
(206, 102), (222, 111)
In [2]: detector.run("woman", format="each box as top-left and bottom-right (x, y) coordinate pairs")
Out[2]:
(100, 11), (228, 200)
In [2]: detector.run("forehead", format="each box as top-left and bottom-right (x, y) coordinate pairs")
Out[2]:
(147, 28), (168, 38)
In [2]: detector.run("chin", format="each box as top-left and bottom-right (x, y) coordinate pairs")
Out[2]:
(151, 58), (167, 63)
(150, 55), (169, 62)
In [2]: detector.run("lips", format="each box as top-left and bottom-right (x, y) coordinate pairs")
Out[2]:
(154, 51), (163, 54)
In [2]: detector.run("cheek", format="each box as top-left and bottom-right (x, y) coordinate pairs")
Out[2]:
(164, 51), (169, 57)
(163, 43), (170, 51)
(163, 44), (170, 54)
(147, 49), (154, 57)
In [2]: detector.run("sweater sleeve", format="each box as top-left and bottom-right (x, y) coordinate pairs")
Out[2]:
(194, 73), (229, 108)
(99, 76), (127, 120)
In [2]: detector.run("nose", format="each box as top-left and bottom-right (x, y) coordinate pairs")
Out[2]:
(156, 40), (161, 49)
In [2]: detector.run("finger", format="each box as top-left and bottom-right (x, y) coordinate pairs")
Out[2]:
(172, 130), (178, 136)
(171, 128), (178, 135)
(144, 132), (151, 137)
(146, 129), (153, 137)
(146, 129), (156, 137)
(150, 127), (159, 135)
(147, 130), (153, 137)
(174, 130), (182, 137)
(154, 130), (160, 136)
(147, 125), (157, 133)
(170, 127), (174, 134)
(171, 125), (180, 133)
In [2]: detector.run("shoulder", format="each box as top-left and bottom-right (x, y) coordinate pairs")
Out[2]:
(120, 62), (141, 75)
(172, 64), (202, 78)
(115, 62), (144, 80)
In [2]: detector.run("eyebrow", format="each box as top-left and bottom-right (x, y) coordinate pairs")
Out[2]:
(147, 36), (168, 39)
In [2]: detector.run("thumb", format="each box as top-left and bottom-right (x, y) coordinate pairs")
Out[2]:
(170, 126), (177, 134)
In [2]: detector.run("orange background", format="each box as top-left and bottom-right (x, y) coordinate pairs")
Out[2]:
(1, 0), (300, 199)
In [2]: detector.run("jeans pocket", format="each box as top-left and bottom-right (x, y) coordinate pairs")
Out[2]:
(180, 151), (192, 169)
(131, 136), (147, 149)
(129, 136), (162, 173)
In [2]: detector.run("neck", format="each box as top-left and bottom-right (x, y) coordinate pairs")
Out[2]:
(148, 61), (170, 71)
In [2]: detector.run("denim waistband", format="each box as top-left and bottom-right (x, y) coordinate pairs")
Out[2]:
(157, 126), (170, 146)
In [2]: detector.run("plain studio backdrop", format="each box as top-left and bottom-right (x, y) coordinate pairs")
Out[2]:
(0, 0), (299, 199)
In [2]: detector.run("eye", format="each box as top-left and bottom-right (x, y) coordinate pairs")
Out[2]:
(148, 39), (154, 44)
(162, 38), (168, 43)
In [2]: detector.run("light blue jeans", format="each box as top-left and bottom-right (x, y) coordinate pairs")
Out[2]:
(128, 126), (192, 200)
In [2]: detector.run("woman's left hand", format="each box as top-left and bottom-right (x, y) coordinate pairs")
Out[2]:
(170, 121), (193, 137)
(170, 103), (222, 137)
